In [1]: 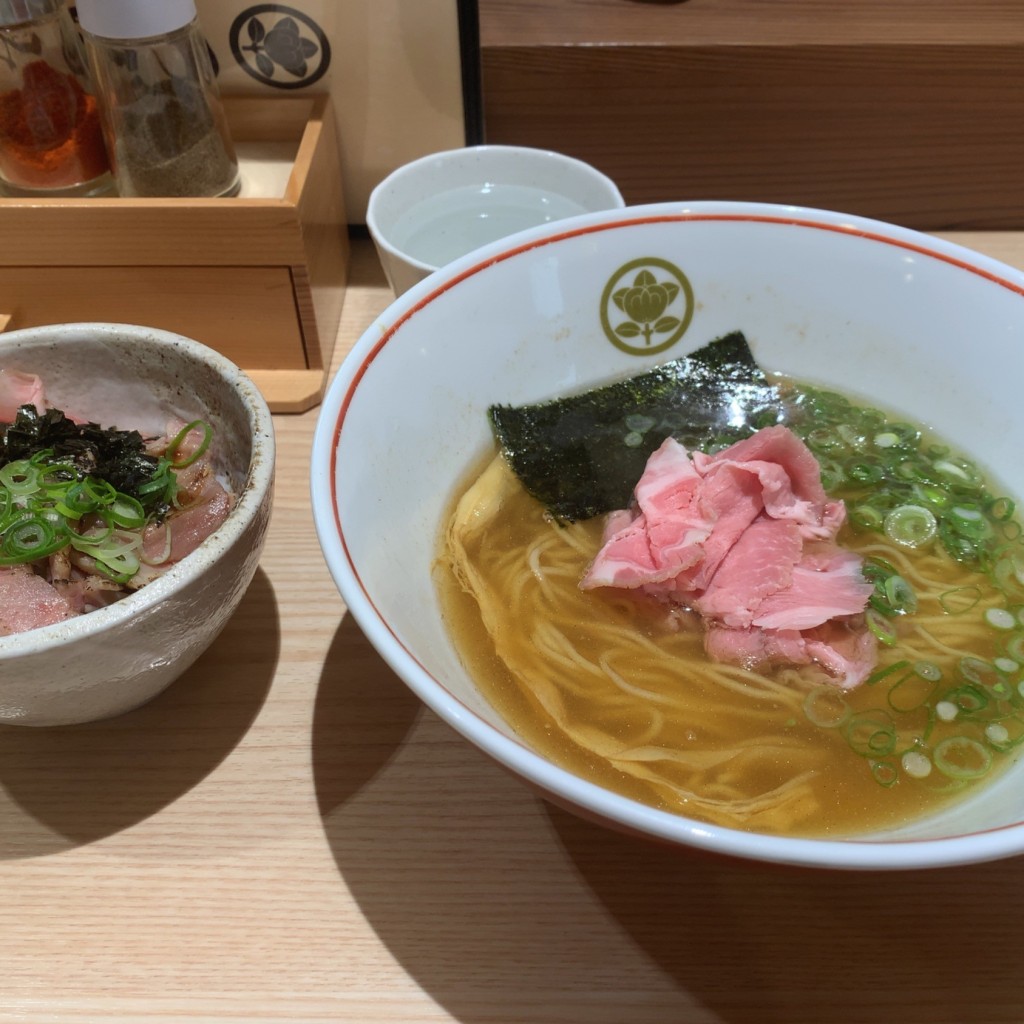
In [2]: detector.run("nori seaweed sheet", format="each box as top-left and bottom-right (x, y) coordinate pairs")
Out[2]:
(488, 331), (782, 521)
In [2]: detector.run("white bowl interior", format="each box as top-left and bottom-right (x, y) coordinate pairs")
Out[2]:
(315, 203), (1024, 868)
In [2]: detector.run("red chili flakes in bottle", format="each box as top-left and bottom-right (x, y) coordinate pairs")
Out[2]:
(0, 57), (109, 190)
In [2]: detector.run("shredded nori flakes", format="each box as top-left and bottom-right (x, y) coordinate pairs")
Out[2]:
(488, 331), (783, 521)
(1, 405), (165, 510)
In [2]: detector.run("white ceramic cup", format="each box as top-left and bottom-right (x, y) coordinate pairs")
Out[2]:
(365, 144), (625, 296)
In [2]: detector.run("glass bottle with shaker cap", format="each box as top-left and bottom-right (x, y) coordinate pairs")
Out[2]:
(0, 0), (112, 196)
(76, 0), (240, 198)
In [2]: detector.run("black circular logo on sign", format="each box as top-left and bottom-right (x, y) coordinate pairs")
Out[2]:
(229, 4), (330, 90)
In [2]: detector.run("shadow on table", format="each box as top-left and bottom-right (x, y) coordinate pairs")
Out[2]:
(313, 615), (1024, 1024)
(312, 615), (422, 812)
(0, 569), (278, 860)
(549, 807), (1024, 1024)
(314, 617), (693, 1023)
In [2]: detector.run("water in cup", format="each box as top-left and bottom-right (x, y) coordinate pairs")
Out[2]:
(389, 182), (589, 267)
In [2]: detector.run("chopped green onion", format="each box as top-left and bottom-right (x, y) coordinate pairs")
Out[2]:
(888, 672), (938, 712)
(1005, 633), (1024, 662)
(986, 607), (1017, 631)
(624, 414), (655, 433)
(817, 457), (845, 492)
(806, 428), (846, 453)
(850, 504), (884, 531)
(0, 515), (67, 563)
(940, 586), (981, 615)
(912, 482), (951, 509)
(933, 459), (980, 487)
(945, 683), (989, 715)
(948, 503), (991, 541)
(94, 552), (140, 584)
(939, 524), (980, 564)
(167, 420), (213, 469)
(866, 608), (898, 646)
(803, 686), (850, 728)
(933, 736), (992, 779)
(36, 462), (77, 489)
(81, 477), (116, 505)
(866, 660), (911, 686)
(863, 556), (899, 578)
(54, 481), (96, 518)
(1000, 520), (1023, 542)
(0, 460), (39, 496)
(848, 461), (884, 485)
(870, 760), (899, 787)
(844, 710), (897, 757)
(985, 723), (1010, 746)
(883, 575), (917, 614)
(836, 423), (865, 449)
(989, 496), (1016, 522)
(888, 422), (921, 446)
(992, 548), (1024, 592)
(901, 751), (932, 779)
(958, 657), (999, 688)
(884, 504), (937, 548)
(67, 519), (113, 545)
(106, 494), (146, 529)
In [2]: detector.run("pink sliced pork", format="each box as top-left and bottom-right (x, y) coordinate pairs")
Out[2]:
(140, 478), (232, 567)
(0, 408), (234, 633)
(705, 619), (877, 690)
(582, 426), (876, 688)
(0, 566), (74, 636)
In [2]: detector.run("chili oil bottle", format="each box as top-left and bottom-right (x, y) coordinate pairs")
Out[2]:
(0, 0), (113, 196)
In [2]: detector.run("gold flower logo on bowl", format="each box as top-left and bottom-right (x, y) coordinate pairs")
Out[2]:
(600, 257), (694, 355)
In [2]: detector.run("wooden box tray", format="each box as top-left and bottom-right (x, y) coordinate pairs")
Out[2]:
(0, 95), (349, 413)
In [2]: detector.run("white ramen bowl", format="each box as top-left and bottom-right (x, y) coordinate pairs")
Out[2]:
(312, 201), (1024, 870)
(0, 323), (275, 726)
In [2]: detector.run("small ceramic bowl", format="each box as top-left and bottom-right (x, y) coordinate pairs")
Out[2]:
(313, 200), (1024, 870)
(366, 144), (625, 295)
(0, 322), (275, 726)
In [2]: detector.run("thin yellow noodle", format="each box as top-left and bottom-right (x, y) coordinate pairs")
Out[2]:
(442, 451), (1023, 836)
(910, 623), (992, 663)
(859, 541), (993, 598)
(597, 652), (686, 705)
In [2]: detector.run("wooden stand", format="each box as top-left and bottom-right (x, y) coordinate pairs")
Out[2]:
(0, 95), (349, 413)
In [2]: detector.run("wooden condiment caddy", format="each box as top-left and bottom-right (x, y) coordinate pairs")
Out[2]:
(0, 95), (349, 413)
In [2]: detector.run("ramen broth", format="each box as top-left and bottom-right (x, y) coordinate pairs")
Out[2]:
(436, 376), (1024, 838)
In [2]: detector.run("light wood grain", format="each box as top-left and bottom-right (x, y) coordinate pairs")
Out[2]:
(0, 266), (307, 369)
(0, 97), (349, 413)
(478, 1), (1024, 229)
(4, 235), (1024, 1024)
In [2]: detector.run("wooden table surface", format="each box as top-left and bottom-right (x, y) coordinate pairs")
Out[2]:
(3, 234), (1024, 1024)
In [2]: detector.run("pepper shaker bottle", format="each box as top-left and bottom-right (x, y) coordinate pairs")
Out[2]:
(76, 0), (240, 198)
(0, 0), (112, 196)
